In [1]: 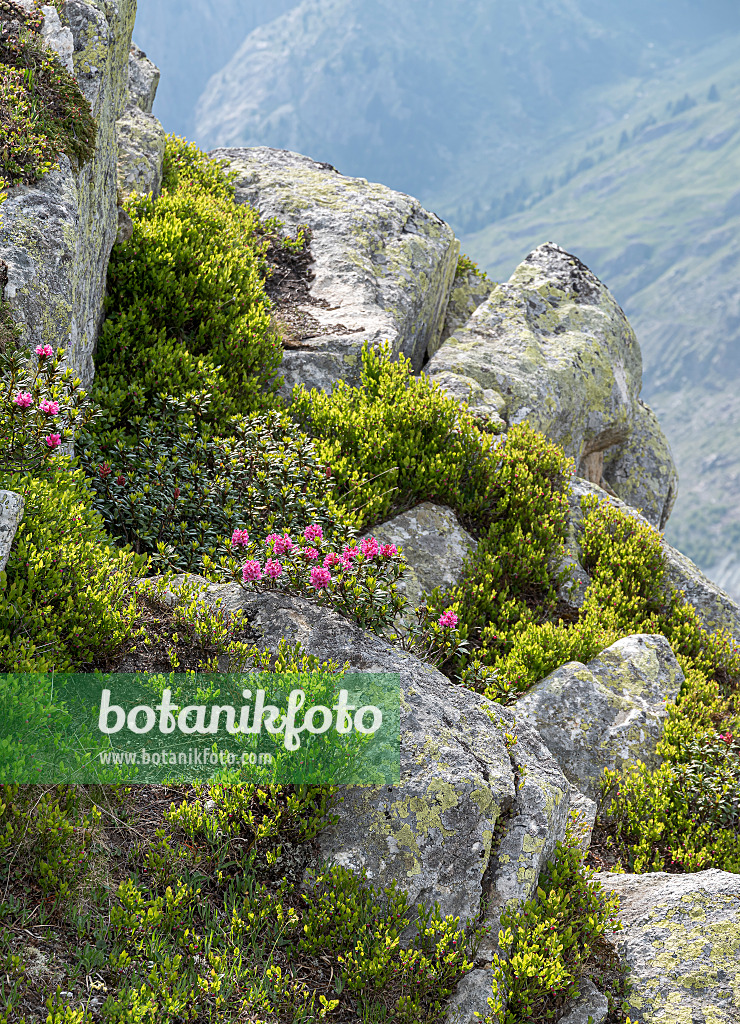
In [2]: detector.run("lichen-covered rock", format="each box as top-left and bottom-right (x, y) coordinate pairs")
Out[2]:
(514, 635), (684, 801)
(116, 105), (166, 199)
(133, 576), (569, 950)
(0, 0), (137, 389)
(40, 4), (74, 72)
(568, 477), (740, 642)
(116, 42), (165, 200)
(558, 980), (609, 1024)
(426, 243), (643, 470)
(594, 869), (740, 1023)
(0, 491), (24, 572)
(603, 399), (678, 531)
(434, 261), (494, 355)
(208, 147), (459, 396)
(364, 502), (477, 628)
(424, 370), (506, 428)
(127, 42), (160, 113)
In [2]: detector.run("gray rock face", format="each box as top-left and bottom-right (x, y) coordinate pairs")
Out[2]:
(515, 634), (683, 802)
(594, 869), (740, 1023)
(127, 43), (160, 113)
(364, 503), (476, 627)
(0, 491), (24, 573)
(116, 43), (165, 200)
(426, 243), (643, 467)
(569, 477), (740, 642)
(558, 980), (609, 1024)
(0, 0), (137, 389)
(426, 370), (507, 428)
(116, 106), (166, 199)
(603, 399), (678, 530)
(208, 147), (459, 396)
(135, 575), (570, 954)
(40, 4), (74, 72)
(426, 244), (679, 527)
(435, 261), (493, 355)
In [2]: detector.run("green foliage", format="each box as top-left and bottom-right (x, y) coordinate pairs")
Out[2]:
(456, 252), (490, 281)
(291, 342), (506, 530)
(0, 784), (100, 901)
(0, 329), (98, 476)
(0, 3), (96, 190)
(0, 466), (146, 672)
(297, 864), (477, 1021)
(484, 830), (627, 1023)
(79, 393), (352, 576)
(89, 136), (283, 449)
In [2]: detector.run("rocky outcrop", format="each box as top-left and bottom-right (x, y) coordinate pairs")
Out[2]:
(0, 491), (24, 573)
(208, 147), (459, 397)
(363, 502), (476, 629)
(594, 869), (740, 1023)
(0, 0), (137, 389)
(435, 260), (493, 355)
(425, 244), (678, 527)
(515, 635), (684, 802)
(602, 399), (678, 530)
(135, 575), (570, 1004)
(116, 43), (166, 201)
(567, 477), (740, 642)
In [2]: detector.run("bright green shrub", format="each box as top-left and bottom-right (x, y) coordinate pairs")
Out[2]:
(0, 784), (100, 901)
(0, 466), (146, 672)
(291, 342), (506, 529)
(0, 3), (96, 190)
(89, 136), (283, 449)
(485, 829), (627, 1023)
(79, 392), (352, 575)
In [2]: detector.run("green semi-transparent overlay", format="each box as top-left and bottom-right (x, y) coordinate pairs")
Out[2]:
(0, 671), (400, 784)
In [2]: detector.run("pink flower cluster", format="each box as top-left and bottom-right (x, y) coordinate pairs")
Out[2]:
(719, 732), (734, 744)
(438, 610), (459, 629)
(39, 399), (59, 415)
(266, 533), (294, 555)
(35, 344), (53, 359)
(45, 434), (61, 449)
(13, 392), (32, 409)
(235, 524), (400, 595)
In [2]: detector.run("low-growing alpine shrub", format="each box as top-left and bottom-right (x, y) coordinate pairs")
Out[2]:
(0, 1), (95, 191)
(79, 390), (353, 576)
(0, 466), (146, 672)
(89, 136), (284, 449)
(484, 828), (628, 1023)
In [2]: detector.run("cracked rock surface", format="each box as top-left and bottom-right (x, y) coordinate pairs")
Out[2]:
(208, 147), (459, 397)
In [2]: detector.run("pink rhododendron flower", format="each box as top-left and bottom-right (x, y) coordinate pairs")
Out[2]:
(231, 528), (250, 547)
(360, 536), (379, 559)
(242, 560), (262, 582)
(339, 554), (354, 571)
(39, 399), (59, 415)
(35, 344), (53, 359)
(310, 566), (332, 590)
(342, 545), (359, 560)
(380, 544), (398, 557)
(264, 558), (283, 579)
(323, 552), (340, 569)
(438, 610), (459, 629)
(45, 434), (62, 448)
(13, 392), (32, 409)
(266, 533), (293, 555)
(303, 547), (319, 560)
(304, 524), (323, 542)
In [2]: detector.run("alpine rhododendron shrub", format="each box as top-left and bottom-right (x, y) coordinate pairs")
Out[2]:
(0, 330), (98, 475)
(206, 523), (407, 634)
(78, 396), (353, 575)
